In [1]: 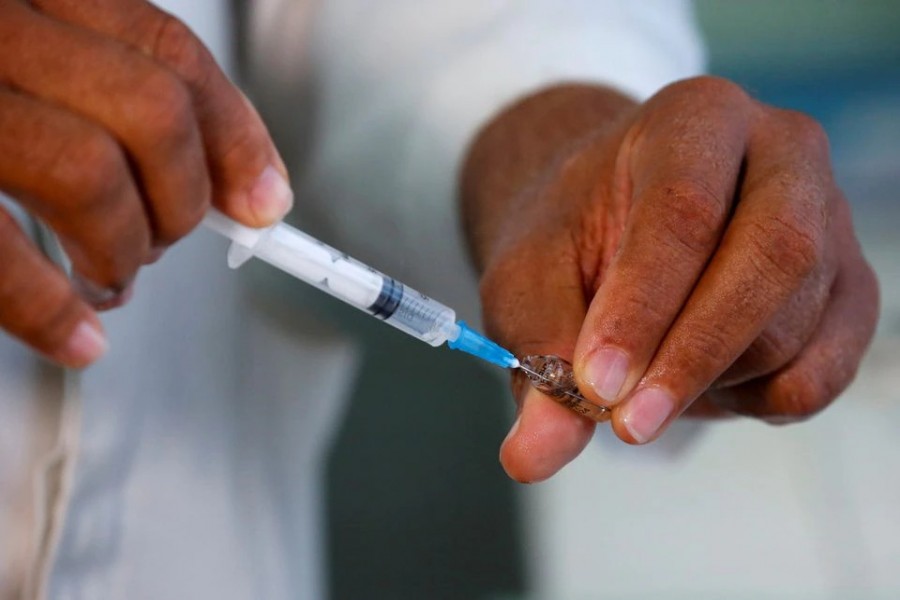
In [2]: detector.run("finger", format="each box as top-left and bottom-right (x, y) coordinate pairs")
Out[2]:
(613, 109), (834, 444)
(0, 2), (209, 248)
(499, 387), (596, 484)
(31, 0), (293, 227)
(573, 77), (754, 406)
(0, 205), (107, 368)
(715, 199), (879, 422)
(480, 222), (596, 483)
(682, 393), (736, 419)
(716, 236), (835, 387)
(71, 273), (135, 311)
(0, 84), (149, 299)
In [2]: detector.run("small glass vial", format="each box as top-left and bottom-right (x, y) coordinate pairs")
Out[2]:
(519, 355), (611, 422)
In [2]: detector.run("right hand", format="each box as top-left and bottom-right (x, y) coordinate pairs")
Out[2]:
(0, 0), (292, 367)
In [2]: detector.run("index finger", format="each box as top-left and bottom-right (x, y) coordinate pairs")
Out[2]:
(573, 78), (753, 407)
(33, 0), (293, 227)
(613, 109), (833, 443)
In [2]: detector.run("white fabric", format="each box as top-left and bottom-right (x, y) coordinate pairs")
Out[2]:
(298, 0), (704, 315)
(0, 1), (703, 599)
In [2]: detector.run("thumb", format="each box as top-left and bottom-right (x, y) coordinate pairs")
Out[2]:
(479, 236), (597, 483)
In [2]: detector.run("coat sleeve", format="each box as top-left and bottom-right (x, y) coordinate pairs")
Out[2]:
(280, 0), (706, 323)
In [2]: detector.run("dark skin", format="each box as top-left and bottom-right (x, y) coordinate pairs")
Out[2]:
(0, 0), (290, 366)
(0, 2), (879, 483)
(462, 80), (879, 482)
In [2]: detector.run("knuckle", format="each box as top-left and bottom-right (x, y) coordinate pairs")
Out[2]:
(680, 325), (732, 377)
(610, 285), (671, 335)
(653, 179), (727, 255)
(52, 131), (129, 211)
(736, 330), (799, 379)
(779, 109), (830, 151)
(675, 76), (750, 105)
(747, 213), (823, 286)
(752, 331), (793, 365)
(133, 68), (195, 146)
(91, 217), (147, 288)
(150, 12), (214, 91)
(218, 116), (265, 166)
(61, 217), (147, 294)
(768, 372), (830, 422)
(43, 133), (147, 290)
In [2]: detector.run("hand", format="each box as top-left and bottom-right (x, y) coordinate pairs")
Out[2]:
(462, 77), (879, 482)
(0, 0), (291, 367)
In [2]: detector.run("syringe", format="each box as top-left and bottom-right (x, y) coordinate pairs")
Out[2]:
(202, 209), (519, 369)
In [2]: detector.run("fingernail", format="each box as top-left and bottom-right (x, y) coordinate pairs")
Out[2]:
(60, 321), (108, 367)
(99, 283), (135, 311)
(72, 275), (118, 306)
(72, 276), (134, 311)
(249, 165), (293, 224)
(584, 347), (629, 404)
(620, 387), (675, 444)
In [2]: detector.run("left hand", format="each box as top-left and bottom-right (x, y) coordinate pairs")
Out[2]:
(461, 78), (879, 482)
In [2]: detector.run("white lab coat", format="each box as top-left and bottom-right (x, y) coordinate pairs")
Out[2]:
(0, 2), (703, 598)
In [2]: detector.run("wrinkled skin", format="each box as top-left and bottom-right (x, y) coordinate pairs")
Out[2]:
(0, 0), (289, 366)
(462, 78), (879, 483)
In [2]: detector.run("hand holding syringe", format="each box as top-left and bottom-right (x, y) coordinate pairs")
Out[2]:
(203, 209), (611, 422)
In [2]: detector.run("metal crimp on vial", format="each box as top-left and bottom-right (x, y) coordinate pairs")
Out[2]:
(518, 355), (611, 423)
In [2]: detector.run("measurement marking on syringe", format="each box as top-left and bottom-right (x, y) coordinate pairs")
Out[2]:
(369, 278), (403, 319)
(204, 209), (519, 365)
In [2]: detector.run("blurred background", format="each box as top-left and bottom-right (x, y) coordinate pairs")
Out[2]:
(323, 2), (900, 598)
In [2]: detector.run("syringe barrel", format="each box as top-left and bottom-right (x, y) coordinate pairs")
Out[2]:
(247, 223), (457, 346)
(379, 284), (458, 346)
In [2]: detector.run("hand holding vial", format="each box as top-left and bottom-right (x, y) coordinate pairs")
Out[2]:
(462, 79), (879, 482)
